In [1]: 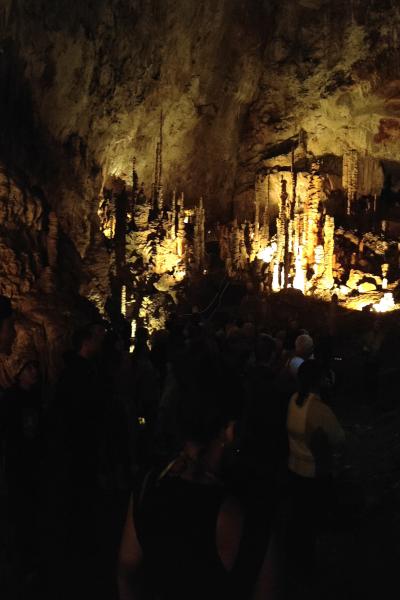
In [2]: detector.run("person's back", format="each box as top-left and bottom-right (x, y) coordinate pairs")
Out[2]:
(135, 461), (233, 600)
(285, 360), (345, 592)
(118, 347), (244, 600)
(287, 390), (345, 478)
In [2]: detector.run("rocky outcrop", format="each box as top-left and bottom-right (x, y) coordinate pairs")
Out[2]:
(1, 0), (270, 220)
(236, 0), (400, 210)
(0, 164), (90, 384)
(0, 0), (399, 343)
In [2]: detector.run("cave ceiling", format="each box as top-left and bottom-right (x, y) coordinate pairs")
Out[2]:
(1, 0), (400, 218)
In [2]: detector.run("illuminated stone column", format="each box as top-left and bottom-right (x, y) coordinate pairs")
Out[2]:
(177, 193), (185, 258)
(239, 224), (248, 270)
(293, 213), (301, 258)
(194, 197), (205, 270)
(171, 190), (176, 237)
(260, 206), (270, 247)
(272, 262), (281, 292)
(152, 111), (164, 213)
(305, 168), (322, 266)
(251, 196), (260, 261)
(121, 285), (127, 317)
(314, 245), (325, 279)
(293, 246), (306, 293)
(130, 156), (139, 221)
(322, 215), (335, 290)
(343, 150), (358, 216)
(382, 263), (389, 289)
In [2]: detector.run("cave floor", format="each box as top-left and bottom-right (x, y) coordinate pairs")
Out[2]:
(2, 296), (400, 599)
(312, 397), (400, 600)
(1, 392), (399, 600)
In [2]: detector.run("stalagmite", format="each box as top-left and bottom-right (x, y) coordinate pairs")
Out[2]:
(251, 194), (260, 261)
(322, 215), (335, 289)
(293, 246), (306, 293)
(177, 193), (185, 258)
(304, 166), (322, 265)
(194, 197), (205, 270)
(239, 224), (248, 270)
(121, 285), (127, 317)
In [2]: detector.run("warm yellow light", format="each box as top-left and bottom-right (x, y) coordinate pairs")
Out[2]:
(129, 319), (137, 353)
(174, 267), (186, 281)
(257, 242), (277, 264)
(373, 293), (395, 313)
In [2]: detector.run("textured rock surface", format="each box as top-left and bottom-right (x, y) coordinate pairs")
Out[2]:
(0, 0), (399, 329)
(1, 0), (269, 220)
(2, 0), (400, 219)
(236, 0), (400, 208)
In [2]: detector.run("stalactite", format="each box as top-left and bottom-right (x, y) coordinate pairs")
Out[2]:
(194, 197), (205, 270)
(280, 177), (290, 288)
(131, 157), (139, 209)
(239, 224), (248, 270)
(252, 194), (260, 261)
(152, 111), (164, 213)
(322, 215), (335, 290)
(343, 150), (358, 216)
(166, 190), (177, 241)
(176, 192), (185, 258)
(115, 183), (128, 312)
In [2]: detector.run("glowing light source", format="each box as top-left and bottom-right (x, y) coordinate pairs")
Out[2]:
(121, 285), (127, 316)
(257, 242), (277, 264)
(129, 319), (137, 353)
(174, 267), (186, 281)
(373, 292), (395, 313)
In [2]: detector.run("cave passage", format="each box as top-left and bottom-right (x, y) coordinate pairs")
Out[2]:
(1, 1), (400, 599)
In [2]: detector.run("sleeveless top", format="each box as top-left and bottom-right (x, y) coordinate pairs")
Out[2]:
(287, 393), (315, 478)
(134, 464), (234, 600)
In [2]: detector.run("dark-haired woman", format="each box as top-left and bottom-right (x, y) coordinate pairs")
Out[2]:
(285, 359), (345, 588)
(118, 353), (244, 600)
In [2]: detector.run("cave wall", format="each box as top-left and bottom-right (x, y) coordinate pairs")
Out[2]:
(1, 0), (270, 221)
(236, 0), (400, 211)
(0, 0), (399, 309)
(2, 1), (400, 219)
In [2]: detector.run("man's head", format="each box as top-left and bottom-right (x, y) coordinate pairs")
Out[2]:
(255, 333), (277, 365)
(295, 334), (314, 360)
(0, 295), (15, 355)
(73, 322), (106, 359)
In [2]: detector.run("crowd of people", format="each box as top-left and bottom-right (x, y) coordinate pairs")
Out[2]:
(0, 292), (350, 599)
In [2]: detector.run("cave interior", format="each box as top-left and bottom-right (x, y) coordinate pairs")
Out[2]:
(1, 1), (400, 597)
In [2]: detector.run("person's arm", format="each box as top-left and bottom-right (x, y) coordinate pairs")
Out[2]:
(216, 495), (243, 572)
(117, 495), (144, 600)
(308, 399), (345, 448)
